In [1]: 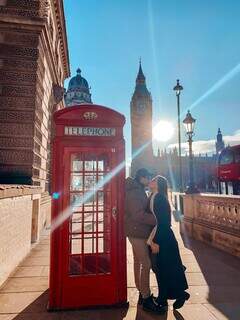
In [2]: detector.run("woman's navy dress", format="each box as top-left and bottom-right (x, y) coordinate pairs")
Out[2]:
(151, 193), (188, 300)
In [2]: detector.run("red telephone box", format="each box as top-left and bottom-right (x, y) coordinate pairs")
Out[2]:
(49, 104), (127, 310)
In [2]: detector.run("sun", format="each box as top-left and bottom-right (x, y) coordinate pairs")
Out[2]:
(153, 120), (175, 142)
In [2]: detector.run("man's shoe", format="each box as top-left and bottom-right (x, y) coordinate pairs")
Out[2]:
(138, 293), (143, 305)
(142, 295), (166, 314)
(173, 292), (190, 309)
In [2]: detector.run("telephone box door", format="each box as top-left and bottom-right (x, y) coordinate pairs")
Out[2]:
(60, 146), (119, 308)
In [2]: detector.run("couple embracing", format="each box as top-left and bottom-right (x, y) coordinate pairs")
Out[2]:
(125, 168), (190, 314)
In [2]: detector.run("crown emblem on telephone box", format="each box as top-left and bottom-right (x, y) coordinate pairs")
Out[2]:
(83, 112), (98, 120)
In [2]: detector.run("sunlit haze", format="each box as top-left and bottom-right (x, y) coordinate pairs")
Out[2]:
(64, 0), (240, 158)
(153, 121), (175, 142)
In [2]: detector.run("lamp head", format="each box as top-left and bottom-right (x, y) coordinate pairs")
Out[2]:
(183, 110), (196, 135)
(173, 79), (183, 96)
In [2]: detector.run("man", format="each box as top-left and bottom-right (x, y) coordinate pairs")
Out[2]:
(125, 168), (163, 313)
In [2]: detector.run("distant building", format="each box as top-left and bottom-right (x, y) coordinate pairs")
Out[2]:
(130, 62), (218, 192)
(216, 128), (225, 154)
(150, 148), (217, 192)
(130, 61), (153, 174)
(65, 68), (92, 106)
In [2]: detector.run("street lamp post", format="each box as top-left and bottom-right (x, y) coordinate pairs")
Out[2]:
(173, 79), (183, 192)
(183, 110), (199, 194)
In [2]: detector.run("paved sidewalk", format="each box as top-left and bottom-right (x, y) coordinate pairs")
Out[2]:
(0, 221), (240, 320)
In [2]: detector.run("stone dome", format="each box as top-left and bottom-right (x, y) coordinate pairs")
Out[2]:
(65, 68), (92, 106)
(68, 68), (89, 92)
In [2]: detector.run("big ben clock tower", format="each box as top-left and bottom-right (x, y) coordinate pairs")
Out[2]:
(130, 62), (153, 176)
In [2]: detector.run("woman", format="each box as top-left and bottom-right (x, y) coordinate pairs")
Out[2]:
(147, 175), (190, 309)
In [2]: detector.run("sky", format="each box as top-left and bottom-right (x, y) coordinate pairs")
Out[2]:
(63, 0), (240, 162)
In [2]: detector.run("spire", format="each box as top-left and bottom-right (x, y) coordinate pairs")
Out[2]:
(132, 60), (151, 98)
(173, 146), (178, 156)
(136, 59), (145, 84)
(217, 128), (223, 142)
(216, 127), (225, 154)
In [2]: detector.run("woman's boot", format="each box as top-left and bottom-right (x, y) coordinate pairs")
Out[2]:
(173, 292), (190, 309)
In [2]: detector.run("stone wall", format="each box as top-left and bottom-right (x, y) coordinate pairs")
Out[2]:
(40, 192), (51, 228)
(0, 185), (51, 287)
(181, 193), (240, 257)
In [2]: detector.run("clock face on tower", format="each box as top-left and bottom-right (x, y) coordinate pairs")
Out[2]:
(136, 101), (146, 115)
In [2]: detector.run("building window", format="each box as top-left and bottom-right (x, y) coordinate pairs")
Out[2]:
(219, 150), (234, 165)
(235, 149), (240, 163)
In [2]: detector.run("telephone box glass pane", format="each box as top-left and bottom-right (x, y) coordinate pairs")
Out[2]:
(72, 158), (83, 171)
(69, 153), (111, 276)
(85, 174), (97, 190)
(71, 174), (83, 191)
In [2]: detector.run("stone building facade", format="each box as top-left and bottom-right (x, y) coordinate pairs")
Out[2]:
(151, 150), (217, 192)
(130, 63), (219, 192)
(0, 0), (70, 191)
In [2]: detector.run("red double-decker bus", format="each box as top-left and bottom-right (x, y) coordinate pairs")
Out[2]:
(217, 145), (240, 195)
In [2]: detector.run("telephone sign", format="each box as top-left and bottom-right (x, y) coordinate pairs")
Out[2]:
(64, 126), (116, 137)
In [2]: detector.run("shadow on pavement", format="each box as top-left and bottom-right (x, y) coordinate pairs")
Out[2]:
(134, 306), (186, 320)
(173, 310), (185, 320)
(134, 306), (168, 320)
(11, 290), (187, 320)
(12, 290), (130, 320)
(180, 224), (240, 320)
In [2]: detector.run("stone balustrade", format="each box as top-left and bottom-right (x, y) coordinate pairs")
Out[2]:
(196, 196), (240, 232)
(181, 193), (240, 257)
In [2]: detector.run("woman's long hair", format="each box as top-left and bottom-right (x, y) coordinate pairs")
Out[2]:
(155, 175), (168, 198)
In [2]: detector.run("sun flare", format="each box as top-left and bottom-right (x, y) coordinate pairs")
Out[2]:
(153, 120), (175, 142)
